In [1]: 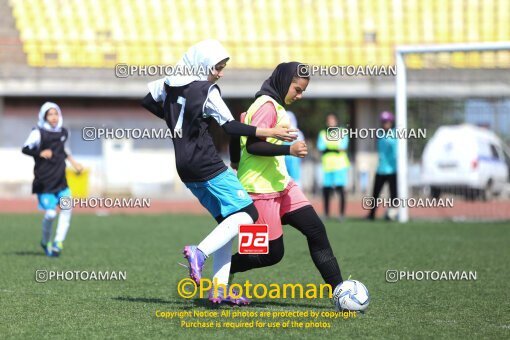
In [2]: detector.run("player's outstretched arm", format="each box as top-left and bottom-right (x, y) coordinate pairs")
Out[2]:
(141, 93), (164, 119)
(222, 121), (297, 143)
(206, 87), (297, 141)
(245, 137), (307, 158)
(222, 120), (256, 136)
(255, 126), (298, 142)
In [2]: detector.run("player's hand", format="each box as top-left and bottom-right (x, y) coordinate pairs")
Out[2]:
(266, 127), (298, 142)
(230, 162), (239, 170)
(73, 162), (84, 174)
(40, 149), (53, 159)
(290, 141), (308, 158)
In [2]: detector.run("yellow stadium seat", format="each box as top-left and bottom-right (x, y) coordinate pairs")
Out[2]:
(8, 0), (510, 69)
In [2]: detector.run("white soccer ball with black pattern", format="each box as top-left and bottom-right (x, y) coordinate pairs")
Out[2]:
(385, 207), (399, 221)
(333, 280), (370, 312)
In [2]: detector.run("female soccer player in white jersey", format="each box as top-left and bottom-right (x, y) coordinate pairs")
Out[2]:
(142, 40), (296, 305)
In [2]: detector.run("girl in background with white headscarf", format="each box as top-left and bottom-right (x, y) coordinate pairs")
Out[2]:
(142, 40), (296, 305)
(22, 102), (83, 257)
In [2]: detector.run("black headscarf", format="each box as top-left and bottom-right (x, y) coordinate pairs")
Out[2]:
(255, 62), (306, 107)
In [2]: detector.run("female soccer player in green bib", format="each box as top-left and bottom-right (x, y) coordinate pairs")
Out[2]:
(229, 62), (345, 293)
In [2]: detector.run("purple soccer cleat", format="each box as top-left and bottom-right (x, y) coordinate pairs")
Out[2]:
(182, 245), (206, 285)
(224, 288), (251, 306)
(208, 285), (227, 305)
(208, 286), (251, 306)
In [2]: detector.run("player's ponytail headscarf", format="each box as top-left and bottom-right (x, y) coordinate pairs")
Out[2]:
(37, 102), (63, 132)
(255, 61), (309, 108)
(147, 39), (230, 101)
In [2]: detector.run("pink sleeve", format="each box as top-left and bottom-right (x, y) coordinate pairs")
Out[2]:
(250, 102), (278, 129)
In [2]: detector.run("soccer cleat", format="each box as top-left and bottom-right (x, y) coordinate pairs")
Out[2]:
(224, 274), (250, 305)
(41, 241), (52, 257)
(224, 288), (251, 306)
(182, 246), (206, 285)
(51, 241), (63, 257)
(208, 286), (227, 304)
(208, 286), (251, 306)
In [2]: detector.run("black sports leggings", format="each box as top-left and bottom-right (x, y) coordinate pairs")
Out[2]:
(368, 173), (397, 218)
(230, 205), (343, 287)
(322, 186), (346, 217)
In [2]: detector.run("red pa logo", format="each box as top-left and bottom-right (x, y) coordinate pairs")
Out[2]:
(238, 224), (269, 254)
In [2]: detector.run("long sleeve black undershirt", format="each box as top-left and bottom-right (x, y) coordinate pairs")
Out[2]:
(142, 92), (286, 159)
(141, 92), (257, 138)
(222, 120), (257, 137)
(21, 145), (40, 157)
(141, 93), (164, 119)
(229, 136), (291, 163)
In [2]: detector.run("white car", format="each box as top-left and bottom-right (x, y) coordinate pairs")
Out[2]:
(421, 124), (510, 200)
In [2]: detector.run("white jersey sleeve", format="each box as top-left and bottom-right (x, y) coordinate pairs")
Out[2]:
(203, 87), (234, 126)
(23, 128), (41, 149)
(147, 78), (166, 103)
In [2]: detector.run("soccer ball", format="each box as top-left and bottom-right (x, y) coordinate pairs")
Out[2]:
(333, 280), (370, 312)
(385, 207), (399, 221)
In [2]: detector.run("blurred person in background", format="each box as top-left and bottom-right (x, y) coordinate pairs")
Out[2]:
(367, 111), (397, 221)
(317, 114), (350, 221)
(285, 111), (305, 186)
(21, 102), (83, 257)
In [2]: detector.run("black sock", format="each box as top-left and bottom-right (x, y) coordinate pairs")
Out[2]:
(311, 248), (343, 287)
(230, 236), (284, 274)
(282, 206), (343, 286)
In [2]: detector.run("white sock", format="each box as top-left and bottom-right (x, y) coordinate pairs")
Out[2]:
(42, 209), (57, 244)
(212, 240), (233, 286)
(54, 208), (72, 243)
(197, 212), (253, 257)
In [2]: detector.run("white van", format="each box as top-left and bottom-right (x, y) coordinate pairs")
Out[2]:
(421, 124), (510, 200)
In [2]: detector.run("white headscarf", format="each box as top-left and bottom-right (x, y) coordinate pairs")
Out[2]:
(148, 39), (230, 102)
(38, 102), (63, 132)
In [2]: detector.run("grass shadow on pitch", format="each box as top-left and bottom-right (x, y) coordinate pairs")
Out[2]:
(10, 251), (45, 257)
(113, 296), (261, 309)
(113, 296), (208, 308)
(113, 296), (332, 310)
(113, 296), (181, 305)
(248, 300), (333, 310)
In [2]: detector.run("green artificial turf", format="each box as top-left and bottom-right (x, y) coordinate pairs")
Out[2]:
(0, 214), (508, 339)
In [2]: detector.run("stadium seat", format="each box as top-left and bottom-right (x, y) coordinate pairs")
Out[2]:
(8, 0), (510, 69)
